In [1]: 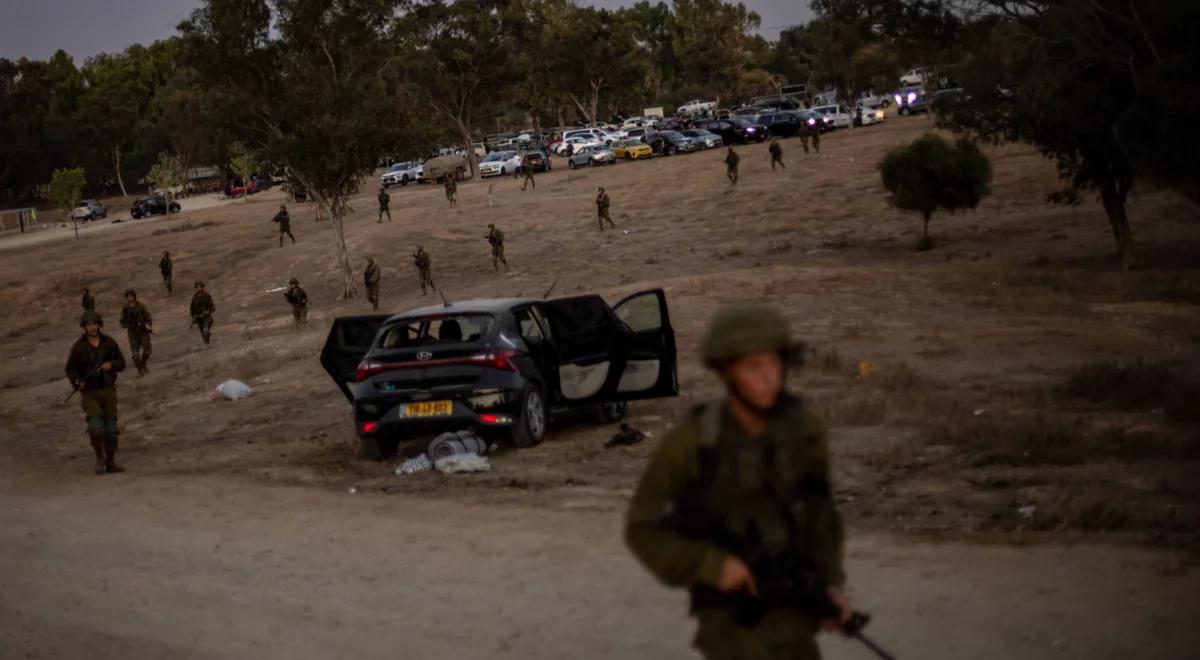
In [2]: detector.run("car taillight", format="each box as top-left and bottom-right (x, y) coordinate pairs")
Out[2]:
(356, 360), (383, 382)
(360, 421), (378, 433)
(472, 349), (519, 372)
(355, 349), (519, 381)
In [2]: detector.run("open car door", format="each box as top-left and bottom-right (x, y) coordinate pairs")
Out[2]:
(609, 288), (678, 400)
(319, 315), (390, 403)
(537, 295), (630, 405)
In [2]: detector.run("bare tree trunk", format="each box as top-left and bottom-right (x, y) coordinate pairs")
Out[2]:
(451, 117), (478, 179)
(290, 170), (357, 299)
(113, 147), (128, 197)
(1099, 177), (1140, 270)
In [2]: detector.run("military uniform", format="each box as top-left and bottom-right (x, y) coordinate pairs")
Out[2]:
(725, 148), (741, 185)
(444, 178), (457, 207)
(190, 283), (216, 344)
(413, 247), (435, 295)
(596, 188), (615, 230)
(377, 189), (392, 223)
(81, 289), (95, 311)
(769, 139), (784, 171)
(521, 158), (536, 191)
(810, 124), (821, 153)
(364, 259), (381, 311)
(486, 225), (508, 270)
(65, 312), (127, 475)
(159, 252), (173, 293)
(118, 294), (153, 375)
(273, 206), (296, 246)
(285, 280), (308, 328)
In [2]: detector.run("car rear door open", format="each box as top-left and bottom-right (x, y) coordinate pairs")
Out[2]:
(538, 295), (629, 404)
(609, 288), (678, 400)
(320, 315), (390, 403)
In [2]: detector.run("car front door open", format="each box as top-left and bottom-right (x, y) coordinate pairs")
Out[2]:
(609, 288), (678, 400)
(537, 296), (628, 405)
(320, 315), (390, 403)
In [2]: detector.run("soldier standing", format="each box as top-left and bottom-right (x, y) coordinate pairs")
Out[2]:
(521, 157), (536, 191)
(159, 250), (173, 294)
(413, 246), (435, 295)
(625, 304), (852, 660)
(724, 147), (741, 185)
(769, 138), (785, 171)
(444, 177), (458, 207)
(811, 122), (821, 153)
(798, 125), (811, 154)
(81, 287), (95, 311)
(486, 223), (509, 271)
(364, 257), (381, 311)
(596, 186), (615, 231)
(285, 278), (308, 329)
(65, 311), (127, 475)
(118, 289), (153, 376)
(273, 204), (296, 246)
(377, 187), (392, 223)
(190, 281), (215, 344)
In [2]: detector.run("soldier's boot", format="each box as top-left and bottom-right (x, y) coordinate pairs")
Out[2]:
(104, 429), (125, 474)
(87, 430), (107, 475)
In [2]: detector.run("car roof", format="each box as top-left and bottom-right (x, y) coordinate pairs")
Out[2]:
(394, 298), (538, 318)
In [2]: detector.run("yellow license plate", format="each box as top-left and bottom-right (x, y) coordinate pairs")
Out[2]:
(402, 401), (453, 418)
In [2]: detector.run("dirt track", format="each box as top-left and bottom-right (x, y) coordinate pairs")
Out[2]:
(1, 115), (1198, 658)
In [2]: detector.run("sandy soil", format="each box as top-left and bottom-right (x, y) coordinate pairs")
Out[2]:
(1, 114), (1198, 658)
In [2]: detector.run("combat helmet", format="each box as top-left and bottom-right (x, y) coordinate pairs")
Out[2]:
(79, 310), (104, 327)
(699, 303), (800, 368)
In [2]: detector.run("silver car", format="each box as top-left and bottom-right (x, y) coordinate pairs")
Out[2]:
(567, 146), (616, 169)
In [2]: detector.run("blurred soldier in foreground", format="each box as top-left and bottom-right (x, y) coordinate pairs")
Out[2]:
(190, 281), (215, 344)
(159, 250), (173, 294)
(118, 289), (153, 376)
(413, 246), (435, 295)
(626, 304), (851, 660)
(724, 147), (741, 185)
(486, 223), (509, 271)
(364, 257), (381, 311)
(596, 187), (615, 231)
(285, 278), (308, 329)
(65, 311), (127, 475)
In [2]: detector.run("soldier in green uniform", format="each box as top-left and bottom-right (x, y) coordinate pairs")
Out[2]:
(190, 281), (215, 344)
(65, 311), (127, 475)
(769, 138), (785, 171)
(625, 303), (851, 660)
(810, 122), (821, 153)
(159, 250), (173, 294)
(413, 245), (435, 295)
(486, 223), (509, 270)
(364, 257), (381, 311)
(521, 157), (536, 191)
(285, 278), (308, 329)
(724, 147), (741, 185)
(377, 187), (392, 223)
(596, 186), (615, 231)
(273, 204), (296, 246)
(444, 177), (457, 207)
(81, 287), (95, 311)
(118, 289), (153, 376)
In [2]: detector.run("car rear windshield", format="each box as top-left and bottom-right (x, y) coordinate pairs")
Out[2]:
(378, 314), (494, 348)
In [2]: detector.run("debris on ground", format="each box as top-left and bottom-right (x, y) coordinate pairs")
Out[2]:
(435, 454), (491, 473)
(604, 423), (645, 449)
(396, 454), (433, 475)
(215, 379), (254, 400)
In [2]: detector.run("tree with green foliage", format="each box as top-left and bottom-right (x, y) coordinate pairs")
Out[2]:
(147, 151), (186, 199)
(670, 0), (763, 105)
(879, 133), (991, 250)
(227, 142), (255, 203)
(50, 167), (87, 239)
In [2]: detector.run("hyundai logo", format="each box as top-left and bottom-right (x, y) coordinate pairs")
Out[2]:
(417, 351), (433, 361)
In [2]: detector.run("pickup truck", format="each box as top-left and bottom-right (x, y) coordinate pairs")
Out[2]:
(677, 99), (716, 116)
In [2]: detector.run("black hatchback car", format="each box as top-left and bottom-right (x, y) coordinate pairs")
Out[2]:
(756, 112), (804, 138)
(321, 290), (678, 459)
(130, 195), (181, 219)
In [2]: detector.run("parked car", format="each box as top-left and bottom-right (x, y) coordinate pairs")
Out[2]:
(130, 195), (181, 219)
(420, 154), (468, 183)
(623, 128), (649, 144)
(788, 110), (828, 133)
(810, 104), (852, 129)
(554, 136), (603, 155)
(900, 67), (934, 86)
(71, 199), (107, 221)
(854, 105), (887, 127)
(518, 150), (551, 173)
(692, 119), (739, 145)
(567, 145), (617, 168)
(658, 130), (699, 155)
(893, 87), (930, 115)
(677, 99), (716, 115)
(612, 139), (654, 160)
(755, 112), (805, 138)
(320, 290), (679, 458)
(380, 161), (423, 187)
(729, 117), (768, 142)
(224, 177), (257, 198)
(479, 151), (522, 178)
(680, 128), (722, 149)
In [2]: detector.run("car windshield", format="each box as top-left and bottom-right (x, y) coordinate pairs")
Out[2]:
(378, 314), (494, 348)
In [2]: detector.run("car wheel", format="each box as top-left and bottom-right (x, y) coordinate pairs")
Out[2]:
(510, 383), (547, 448)
(899, 107), (910, 116)
(594, 401), (627, 425)
(625, 153), (632, 160)
(359, 434), (400, 461)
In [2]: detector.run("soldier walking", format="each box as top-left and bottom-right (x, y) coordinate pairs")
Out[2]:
(413, 245), (435, 295)
(486, 223), (509, 270)
(285, 278), (308, 329)
(798, 126), (811, 154)
(444, 177), (457, 207)
(273, 204), (296, 246)
(81, 287), (95, 311)
(364, 257), (381, 311)
(190, 281), (215, 344)
(810, 121), (822, 153)
(118, 289), (153, 376)
(377, 187), (392, 223)
(769, 138), (785, 171)
(596, 186), (615, 231)
(724, 147), (741, 185)
(521, 159), (536, 191)
(625, 303), (852, 660)
(65, 311), (127, 475)
(159, 250), (173, 294)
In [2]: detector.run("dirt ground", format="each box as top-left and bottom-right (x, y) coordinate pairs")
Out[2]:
(2, 114), (1198, 658)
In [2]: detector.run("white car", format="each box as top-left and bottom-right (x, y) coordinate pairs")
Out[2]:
(855, 105), (886, 126)
(677, 99), (716, 115)
(478, 150), (522, 178)
(810, 104), (852, 129)
(379, 161), (423, 187)
(71, 199), (107, 221)
(554, 136), (602, 155)
(900, 67), (934, 86)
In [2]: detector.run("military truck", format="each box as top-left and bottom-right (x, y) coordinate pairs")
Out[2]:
(419, 154), (469, 184)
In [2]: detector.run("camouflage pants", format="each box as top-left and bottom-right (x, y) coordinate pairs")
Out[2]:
(162, 273), (172, 293)
(694, 610), (821, 660)
(727, 166), (739, 184)
(378, 206), (391, 222)
(279, 227), (295, 245)
(445, 189), (456, 206)
(292, 306), (308, 328)
(366, 284), (380, 310)
(195, 315), (213, 344)
(492, 245), (507, 269)
(597, 208), (614, 230)
(419, 269), (435, 294)
(522, 170), (535, 190)
(127, 330), (151, 371)
(771, 155), (785, 171)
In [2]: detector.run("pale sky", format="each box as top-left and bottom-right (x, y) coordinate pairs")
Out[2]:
(0, 0), (814, 62)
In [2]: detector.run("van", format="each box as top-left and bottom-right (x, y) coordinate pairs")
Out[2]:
(420, 154), (469, 183)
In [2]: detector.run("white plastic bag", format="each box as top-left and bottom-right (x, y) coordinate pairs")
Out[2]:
(215, 379), (255, 400)
(434, 454), (490, 474)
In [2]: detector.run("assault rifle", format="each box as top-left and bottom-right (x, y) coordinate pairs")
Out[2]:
(64, 361), (104, 403)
